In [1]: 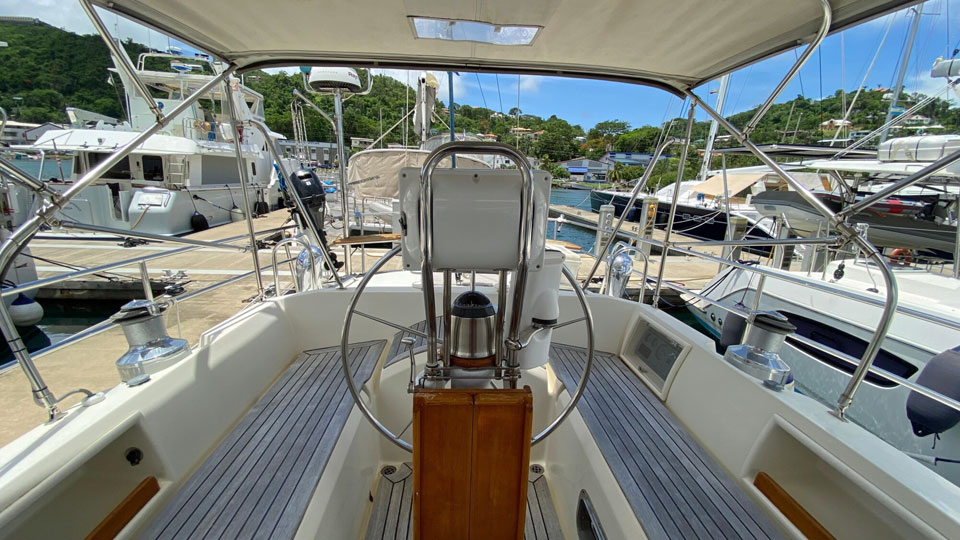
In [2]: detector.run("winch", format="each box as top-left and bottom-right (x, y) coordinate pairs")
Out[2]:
(111, 299), (190, 382)
(723, 310), (794, 390)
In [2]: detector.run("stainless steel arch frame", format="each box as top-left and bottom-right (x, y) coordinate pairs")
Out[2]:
(684, 89), (897, 419)
(339, 246), (595, 451)
(0, 66), (236, 421)
(418, 142), (535, 373)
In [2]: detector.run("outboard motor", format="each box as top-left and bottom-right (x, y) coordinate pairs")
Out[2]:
(448, 291), (497, 388)
(112, 299), (190, 382)
(723, 310), (795, 390)
(287, 169), (342, 270)
(906, 346), (960, 437)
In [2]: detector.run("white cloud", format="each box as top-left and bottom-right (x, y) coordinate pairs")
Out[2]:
(519, 75), (541, 93)
(907, 72), (959, 106)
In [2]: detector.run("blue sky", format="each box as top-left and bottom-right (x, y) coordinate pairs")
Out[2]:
(4, 0), (958, 131)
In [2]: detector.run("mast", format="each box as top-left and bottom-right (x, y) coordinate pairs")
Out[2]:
(698, 74), (730, 181)
(880, 4), (923, 143)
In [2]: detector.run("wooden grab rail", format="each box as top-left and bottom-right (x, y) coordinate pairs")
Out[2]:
(85, 476), (159, 540)
(754, 471), (835, 540)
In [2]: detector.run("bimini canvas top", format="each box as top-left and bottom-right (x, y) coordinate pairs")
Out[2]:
(94, 0), (915, 94)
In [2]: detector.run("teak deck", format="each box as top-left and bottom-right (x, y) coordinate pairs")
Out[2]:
(143, 340), (385, 539)
(549, 343), (783, 540)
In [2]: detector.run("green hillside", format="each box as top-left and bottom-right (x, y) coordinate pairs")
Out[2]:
(2, 18), (958, 187)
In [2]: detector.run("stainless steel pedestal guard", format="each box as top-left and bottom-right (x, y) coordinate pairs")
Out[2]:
(339, 248), (594, 451)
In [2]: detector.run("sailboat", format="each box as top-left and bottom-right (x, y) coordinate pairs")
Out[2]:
(1, 1), (959, 539)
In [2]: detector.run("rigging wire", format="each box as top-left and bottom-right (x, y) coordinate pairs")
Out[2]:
(495, 74), (504, 114)
(475, 72), (488, 110)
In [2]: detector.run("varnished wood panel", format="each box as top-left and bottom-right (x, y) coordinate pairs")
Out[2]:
(413, 391), (475, 539)
(470, 390), (533, 539)
(754, 472), (835, 540)
(85, 476), (159, 540)
(413, 388), (533, 540)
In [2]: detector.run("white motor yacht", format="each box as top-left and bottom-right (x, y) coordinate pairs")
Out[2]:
(0, 1), (958, 539)
(19, 52), (295, 236)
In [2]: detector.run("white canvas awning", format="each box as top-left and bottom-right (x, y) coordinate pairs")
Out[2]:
(693, 171), (829, 197)
(93, 0), (913, 93)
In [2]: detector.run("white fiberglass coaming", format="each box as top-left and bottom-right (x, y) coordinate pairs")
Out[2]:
(687, 260), (960, 484)
(3, 0), (958, 539)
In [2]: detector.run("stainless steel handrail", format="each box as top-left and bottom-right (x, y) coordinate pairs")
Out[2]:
(0, 66), (236, 421)
(572, 213), (960, 335)
(580, 136), (679, 285)
(224, 79), (265, 299)
(271, 235), (316, 294)
(686, 88), (898, 418)
(652, 104), (696, 306)
(5, 253), (298, 367)
(605, 241), (650, 304)
(246, 118), (345, 288)
(418, 141), (535, 373)
(0, 226), (294, 299)
(648, 273), (960, 416)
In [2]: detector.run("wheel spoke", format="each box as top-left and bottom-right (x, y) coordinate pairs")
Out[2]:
(354, 310), (429, 339)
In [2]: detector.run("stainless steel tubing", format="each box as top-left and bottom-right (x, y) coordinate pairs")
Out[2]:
(838, 147), (960, 218)
(333, 89), (352, 274)
(743, 0), (831, 135)
(0, 66), (235, 420)
(668, 236), (842, 247)
(246, 118), (345, 288)
(340, 246), (413, 452)
(1, 230), (275, 299)
(605, 241), (649, 303)
(224, 80), (265, 298)
(652, 104), (696, 306)
(531, 265), (594, 446)
(581, 136), (679, 286)
(0, 157), (55, 195)
(686, 88), (899, 419)
(80, 0), (163, 122)
(271, 236), (313, 294)
(419, 142), (535, 371)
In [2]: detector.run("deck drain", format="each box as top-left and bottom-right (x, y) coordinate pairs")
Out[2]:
(530, 464), (544, 474)
(381, 465), (397, 476)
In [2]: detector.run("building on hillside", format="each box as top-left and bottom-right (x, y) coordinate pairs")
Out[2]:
(480, 133), (498, 142)
(601, 151), (664, 168)
(1, 121), (65, 146)
(350, 137), (374, 149)
(490, 112), (505, 119)
(819, 119), (852, 130)
(0, 16), (49, 27)
(532, 130), (544, 142)
(279, 140), (338, 165)
(510, 127), (533, 138)
(558, 158), (611, 183)
(573, 135), (586, 143)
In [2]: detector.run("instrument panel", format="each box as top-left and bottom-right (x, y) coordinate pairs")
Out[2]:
(620, 314), (692, 398)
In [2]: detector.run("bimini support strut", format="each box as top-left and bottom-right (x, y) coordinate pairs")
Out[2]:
(79, 0), (164, 123)
(742, 0), (831, 135)
(223, 79), (265, 299)
(245, 119), (346, 289)
(0, 66), (236, 421)
(580, 136), (679, 287)
(684, 88), (898, 419)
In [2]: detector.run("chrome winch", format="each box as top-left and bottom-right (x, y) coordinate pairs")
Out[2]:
(111, 299), (190, 382)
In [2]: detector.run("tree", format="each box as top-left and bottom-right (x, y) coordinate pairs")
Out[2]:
(508, 107), (522, 117)
(587, 119), (630, 140)
(614, 126), (661, 153)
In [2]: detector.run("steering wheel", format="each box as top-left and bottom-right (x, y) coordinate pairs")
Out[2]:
(340, 246), (594, 452)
